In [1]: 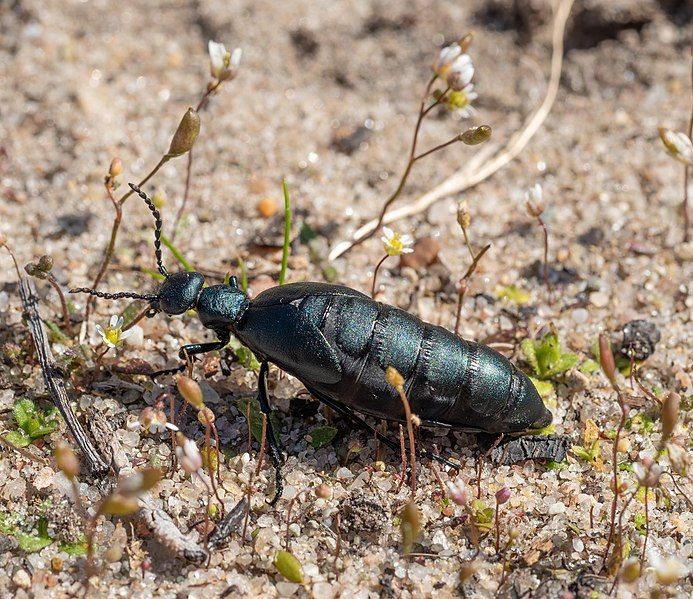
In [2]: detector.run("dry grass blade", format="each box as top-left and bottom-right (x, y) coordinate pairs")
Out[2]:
(328, 0), (574, 261)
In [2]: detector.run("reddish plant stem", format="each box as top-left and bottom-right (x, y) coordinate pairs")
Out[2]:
(370, 254), (388, 297)
(46, 274), (72, 335)
(255, 414), (267, 476)
(454, 244), (491, 336)
(535, 215), (551, 296)
(395, 424), (408, 495)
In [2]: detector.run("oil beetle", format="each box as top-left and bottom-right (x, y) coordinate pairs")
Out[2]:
(72, 184), (552, 503)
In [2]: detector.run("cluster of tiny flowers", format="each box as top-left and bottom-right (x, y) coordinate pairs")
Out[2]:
(381, 227), (414, 256)
(95, 315), (133, 349)
(433, 43), (477, 118)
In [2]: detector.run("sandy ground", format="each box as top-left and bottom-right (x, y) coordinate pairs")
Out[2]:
(0, 0), (692, 597)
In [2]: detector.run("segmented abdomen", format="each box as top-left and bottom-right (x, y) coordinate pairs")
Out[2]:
(301, 292), (522, 430)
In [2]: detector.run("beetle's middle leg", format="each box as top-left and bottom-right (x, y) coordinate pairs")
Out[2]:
(150, 331), (230, 380)
(256, 361), (285, 506)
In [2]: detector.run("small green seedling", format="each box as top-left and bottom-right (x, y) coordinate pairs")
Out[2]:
(495, 284), (530, 304)
(471, 499), (494, 531)
(5, 398), (59, 448)
(520, 324), (579, 381)
(0, 513), (52, 553)
(306, 426), (338, 449)
(237, 398), (281, 444)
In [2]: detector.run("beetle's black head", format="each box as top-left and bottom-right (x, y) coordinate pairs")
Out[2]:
(156, 271), (205, 315)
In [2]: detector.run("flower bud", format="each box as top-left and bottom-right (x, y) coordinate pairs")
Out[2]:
(495, 486), (511, 505)
(524, 183), (545, 217)
(175, 433), (203, 474)
(109, 157), (123, 178)
(177, 376), (205, 410)
(139, 407), (167, 434)
(598, 333), (617, 387)
(37, 255), (53, 272)
(457, 202), (471, 230)
(660, 392), (679, 442)
(666, 443), (688, 476)
(24, 262), (46, 279)
(385, 366), (404, 390)
(0, 233), (7, 247)
(54, 442), (80, 480)
(100, 493), (140, 516)
(621, 557), (641, 583)
(458, 33), (473, 53)
(315, 483), (332, 499)
(458, 125), (491, 145)
(658, 127), (693, 165)
(197, 406), (216, 426)
(167, 108), (200, 158)
(446, 479), (468, 505)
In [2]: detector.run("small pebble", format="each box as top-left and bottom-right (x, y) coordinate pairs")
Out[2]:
(589, 292), (609, 308)
(12, 569), (31, 589)
(257, 198), (278, 218)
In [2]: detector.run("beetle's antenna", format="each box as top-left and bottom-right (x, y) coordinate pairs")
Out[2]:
(70, 287), (159, 302)
(128, 183), (169, 279)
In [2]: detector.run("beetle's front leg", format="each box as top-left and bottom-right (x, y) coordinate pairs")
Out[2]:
(150, 330), (230, 380)
(256, 361), (284, 505)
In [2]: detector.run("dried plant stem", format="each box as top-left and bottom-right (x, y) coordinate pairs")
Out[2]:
(284, 489), (309, 550)
(393, 386), (417, 496)
(454, 244), (491, 336)
(461, 227), (474, 260)
(640, 488), (650, 573)
(603, 390), (628, 569)
(534, 214), (551, 295)
(395, 424), (408, 495)
(494, 498), (502, 554)
(46, 274), (72, 334)
(329, 0), (574, 261)
(370, 254), (388, 297)
(84, 157), (169, 330)
(0, 434), (49, 465)
(255, 414), (268, 476)
(202, 413), (225, 517)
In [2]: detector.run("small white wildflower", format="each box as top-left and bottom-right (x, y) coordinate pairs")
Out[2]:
(525, 183), (545, 217)
(446, 54), (474, 91)
(658, 127), (693, 165)
(381, 227), (414, 257)
(632, 459), (662, 488)
(208, 40), (241, 82)
(139, 407), (168, 435)
(433, 43), (462, 78)
(95, 315), (133, 349)
(445, 479), (468, 506)
(648, 550), (688, 585)
(447, 84), (477, 119)
(175, 433), (203, 474)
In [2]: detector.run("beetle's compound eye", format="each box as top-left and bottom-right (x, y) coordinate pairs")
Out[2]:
(157, 271), (205, 315)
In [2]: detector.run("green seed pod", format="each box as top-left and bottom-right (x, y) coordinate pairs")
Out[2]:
(37, 255), (53, 273)
(167, 108), (201, 158)
(274, 550), (304, 583)
(458, 125), (492, 145)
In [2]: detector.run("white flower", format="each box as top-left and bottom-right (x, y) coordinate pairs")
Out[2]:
(95, 315), (133, 349)
(175, 434), (203, 474)
(658, 127), (693, 165)
(381, 227), (414, 257)
(632, 459), (662, 488)
(433, 43), (462, 77)
(445, 479), (468, 506)
(447, 84), (477, 119)
(525, 183), (545, 217)
(446, 54), (474, 91)
(139, 407), (168, 435)
(208, 41), (241, 82)
(648, 549), (688, 585)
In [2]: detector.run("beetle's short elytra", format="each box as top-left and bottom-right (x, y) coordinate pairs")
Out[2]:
(72, 184), (552, 503)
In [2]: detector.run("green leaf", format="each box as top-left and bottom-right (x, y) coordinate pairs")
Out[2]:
(59, 539), (87, 556)
(529, 376), (554, 399)
(15, 531), (53, 552)
(13, 398), (37, 430)
(275, 550), (304, 583)
(520, 339), (540, 376)
(307, 426), (338, 449)
(237, 399), (281, 444)
(279, 180), (292, 285)
(4, 430), (31, 448)
(44, 321), (70, 343)
(579, 359), (600, 375)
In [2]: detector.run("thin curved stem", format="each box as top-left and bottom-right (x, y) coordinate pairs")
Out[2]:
(370, 254), (389, 297)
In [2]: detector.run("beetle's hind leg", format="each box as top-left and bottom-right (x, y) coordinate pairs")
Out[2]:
(308, 389), (459, 471)
(256, 361), (285, 506)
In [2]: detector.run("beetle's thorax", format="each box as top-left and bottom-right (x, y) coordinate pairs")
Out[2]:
(196, 285), (249, 331)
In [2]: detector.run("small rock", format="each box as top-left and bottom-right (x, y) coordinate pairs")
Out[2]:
(613, 319), (661, 361)
(674, 241), (693, 261)
(12, 569), (31, 589)
(312, 581), (335, 599)
(399, 236), (440, 270)
(589, 291), (609, 308)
